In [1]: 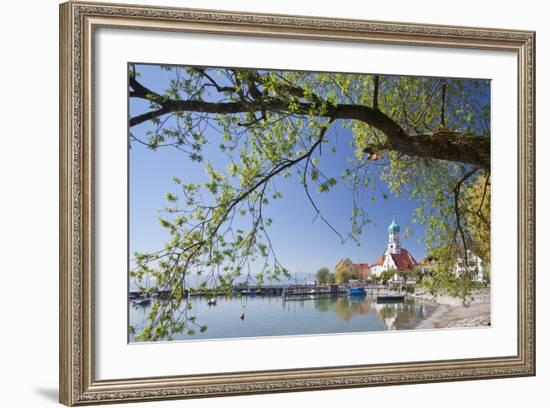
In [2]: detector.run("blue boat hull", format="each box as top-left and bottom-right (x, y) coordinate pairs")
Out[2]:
(348, 288), (367, 296)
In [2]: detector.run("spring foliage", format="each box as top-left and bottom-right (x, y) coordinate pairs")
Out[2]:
(129, 65), (490, 340)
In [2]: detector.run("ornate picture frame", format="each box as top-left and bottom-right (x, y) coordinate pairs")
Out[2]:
(59, 1), (535, 405)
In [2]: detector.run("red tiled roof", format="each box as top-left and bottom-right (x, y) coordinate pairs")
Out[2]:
(353, 263), (369, 268)
(370, 254), (386, 266)
(370, 248), (418, 269)
(420, 256), (438, 264)
(390, 249), (418, 270)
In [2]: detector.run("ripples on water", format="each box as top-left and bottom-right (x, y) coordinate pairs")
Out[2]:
(129, 294), (438, 342)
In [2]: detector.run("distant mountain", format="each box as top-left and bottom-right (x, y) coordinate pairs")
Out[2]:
(233, 272), (317, 286)
(129, 271), (318, 292)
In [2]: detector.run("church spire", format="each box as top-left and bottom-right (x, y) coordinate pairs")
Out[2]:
(387, 217), (401, 254)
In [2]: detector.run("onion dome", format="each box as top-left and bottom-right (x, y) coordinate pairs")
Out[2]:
(388, 217), (400, 233)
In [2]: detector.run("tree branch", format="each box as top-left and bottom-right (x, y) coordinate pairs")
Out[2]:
(477, 174), (490, 228)
(129, 76), (490, 169)
(453, 167), (479, 269)
(213, 119), (336, 238)
(302, 130), (345, 243)
(190, 68), (237, 93)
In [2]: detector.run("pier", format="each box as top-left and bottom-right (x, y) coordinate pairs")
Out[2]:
(129, 283), (408, 301)
(129, 284), (294, 300)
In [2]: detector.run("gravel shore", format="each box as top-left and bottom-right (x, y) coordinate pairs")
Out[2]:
(413, 288), (491, 329)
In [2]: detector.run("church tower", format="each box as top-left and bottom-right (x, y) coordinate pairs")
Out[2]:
(387, 217), (401, 254)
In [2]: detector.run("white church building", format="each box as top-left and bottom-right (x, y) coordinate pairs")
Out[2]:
(369, 217), (419, 281)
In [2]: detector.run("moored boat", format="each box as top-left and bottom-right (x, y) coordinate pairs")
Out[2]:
(132, 297), (152, 306)
(376, 294), (405, 303)
(348, 288), (367, 296)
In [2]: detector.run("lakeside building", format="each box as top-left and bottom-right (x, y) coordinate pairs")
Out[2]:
(334, 258), (370, 281)
(454, 250), (487, 282)
(369, 217), (419, 282)
(419, 251), (487, 283)
(418, 256), (440, 278)
(334, 217), (487, 285)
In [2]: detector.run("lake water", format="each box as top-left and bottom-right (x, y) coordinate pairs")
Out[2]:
(129, 293), (438, 342)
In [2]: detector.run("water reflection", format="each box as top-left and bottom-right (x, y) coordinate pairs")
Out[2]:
(332, 296), (370, 321)
(372, 299), (431, 330)
(130, 294), (437, 341)
(311, 295), (427, 329)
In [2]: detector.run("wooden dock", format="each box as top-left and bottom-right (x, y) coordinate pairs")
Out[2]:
(129, 284), (347, 300)
(128, 284), (405, 302)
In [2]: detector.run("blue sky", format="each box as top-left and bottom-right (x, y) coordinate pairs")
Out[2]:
(128, 65), (430, 276)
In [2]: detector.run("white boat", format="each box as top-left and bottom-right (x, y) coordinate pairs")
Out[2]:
(132, 297), (152, 306)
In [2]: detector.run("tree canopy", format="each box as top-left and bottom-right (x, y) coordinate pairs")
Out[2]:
(335, 265), (352, 284)
(316, 267), (333, 285)
(129, 64), (490, 341)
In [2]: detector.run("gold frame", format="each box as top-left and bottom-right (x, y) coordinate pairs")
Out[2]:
(59, 1), (536, 405)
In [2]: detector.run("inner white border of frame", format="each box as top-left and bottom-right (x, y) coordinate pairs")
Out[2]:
(95, 28), (517, 380)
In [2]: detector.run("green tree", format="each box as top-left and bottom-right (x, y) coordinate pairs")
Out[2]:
(335, 267), (352, 284)
(316, 267), (331, 284)
(463, 175), (491, 262)
(129, 65), (491, 340)
(378, 270), (394, 286)
(414, 268), (427, 284)
(420, 267), (483, 305)
(397, 269), (413, 285)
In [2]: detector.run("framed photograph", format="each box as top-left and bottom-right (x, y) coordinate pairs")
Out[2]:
(59, 1), (535, 405)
